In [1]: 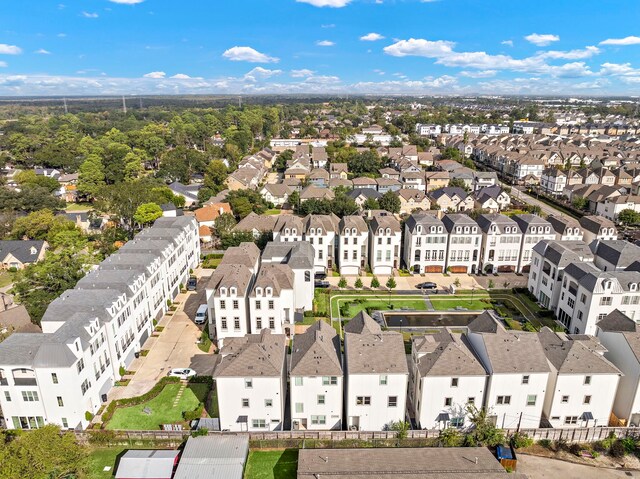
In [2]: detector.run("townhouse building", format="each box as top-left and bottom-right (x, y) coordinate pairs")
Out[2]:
(248, 265), (295, 337)
(547, 215), (584, 241)
(466, 313), (550, 429)
(539, 327), (621, 428)
(590, 240), (640, 272)
(343, 312), (408, 431)
(580, 215), (618, 244)
(301, 214), (339, 274)
(213, 330), (287, 432)
(540, 168), (567, 195)
(368, 212), (401, 275)
(403, 213), (448, 274)
(398, 189), (431, 214)
(290, 320), (343, 430)
(410, 330), (487, 430)
(338, 216), (369, 275)
(476, 214), (522, 274)
(597, 311), (640, 426)
(0, 216), (200, 431)
(443, 214), (481, 274)
(513, 214), (555, 273)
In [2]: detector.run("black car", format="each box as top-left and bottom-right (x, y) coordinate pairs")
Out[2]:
(315, 272), (327, 280)
(315, 280), (330, 288)
(416, 282), (437, 290)
(187, 277), (198, 291)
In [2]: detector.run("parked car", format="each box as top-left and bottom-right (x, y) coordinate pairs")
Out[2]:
(315, 272), (327, 280)
(416, 282), (437, 290)
(315, 280), (330, 288)
(187, 276), (197, 291)
(168, 368), (197, 380)
(194, 304), (208, 324)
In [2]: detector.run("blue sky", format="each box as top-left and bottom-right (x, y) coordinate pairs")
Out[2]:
(1, 0), (640, 95)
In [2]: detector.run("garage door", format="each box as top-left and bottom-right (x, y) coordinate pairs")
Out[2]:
(425, 266), (443, 273)
(449, 266), (468, 274)
(497, 265), (515, 273)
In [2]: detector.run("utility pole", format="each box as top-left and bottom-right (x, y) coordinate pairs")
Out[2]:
(122, 95), (127, 114)
(516, 411), (523, 433)
(63, 97), (68, 114)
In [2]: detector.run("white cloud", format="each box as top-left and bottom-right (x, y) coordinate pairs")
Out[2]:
(222, 46), (279, 63)
(57, 33), (67, 38)
(600, 36), (640, 46)
(304, 75), (341, 84)
(524, 33), (560, 46)
(421, 0), (440, 2)
(0, 62), (6, 68)
(244, 67), (282, 82)
(373, 69), (385, 75)
(316, 40), (335, 47)
(290, 69), (315, 77)
(321, 24), (335, 28)
(81, 11), (99, 18)
(143, 71), (165, 78)
(383, 38), (455, 57)
(460, 70), (497, 78)
(170, 73), (191, 79)
(501, 40), (513, 47)
(296, 0), (351, 7)
(35, 49), (51, 55)
(0, 44), (22, 55)
(598, 62), (640, 77)
(537, 46), (600, 60)
(360, 32), (385, 42)
(109, 0), (144, 3)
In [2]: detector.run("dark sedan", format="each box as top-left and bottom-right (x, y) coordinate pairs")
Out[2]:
(416, 282), (437, 290)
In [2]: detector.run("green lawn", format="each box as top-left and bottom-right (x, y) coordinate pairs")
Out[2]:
(65, 202), (92, 212)
(244, 450), (298, 479)
(85, 446), (129, 479)
(202, 257), (222, 269)
(105, 383), (209, 430)
(0, 271), (16, 288)
(313, 289), (329, 316)
(264, 209), (282, 215)
(332, 295), (428, 319)
(429, 297), (491, 311)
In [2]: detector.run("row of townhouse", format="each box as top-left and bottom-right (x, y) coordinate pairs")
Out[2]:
(214, 311), (624, 433)
(0, 216), (200, 431)
(416, 123), (511, 137)
(541, 166), (640, 196)
(226, 148), (275, 191)
(205, 241), (315, 346)
(527, 236), (640, 337)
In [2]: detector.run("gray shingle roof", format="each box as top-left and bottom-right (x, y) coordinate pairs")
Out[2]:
(261, 241), (314, 269)
(404, 212), (444, 233)
(343, 311), (381, 334)
(580, 215), (616, 234)
(532, 240), (593, 267)
(250, 264), (293, 296)
(413, 331), (486, 377)
(208, 264), (254, 297)
(597, 309), (638, 332)
(591, 240), (640, 269)
(442, 214), (479, 232)
(214, 330), (286, 377)
(290, 320), (342, 377)
(219, 242), (261, 270)
(0, 240), (46, 264)
(339, 215), (369, 233)
(369, 213), (401, 234)
(476, 213), (518, 233)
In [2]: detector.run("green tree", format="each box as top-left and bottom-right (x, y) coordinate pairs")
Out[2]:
(439, 428), (464, 447)
(338, 277), (348, 288)
(618, 208), (640, 226)
(226, 190), (268, 218)
(288, 190), (300, 212)
(387, 420), (410, 439)
(448, 178), (469, 191)
(133, 202), (163, 226)
(77, 154), (105, 199)
(214, 212), (237, 237)
(348, 150), (381, 175)
(386, 277), (397, 290)
(464, 405), (505, 447)
(363, 197), (380, 210)
(220, 230), (256, 249)
(379, 191), (401, 214)
(274, 149), (293, 171)
(354, 277), (363, 289)
(370, 276), (380, 288)
(14, 170), (60, 193)
(0, 425), (86, 479)
(571, 196), (589, 210)
(203, 160), (228, 194)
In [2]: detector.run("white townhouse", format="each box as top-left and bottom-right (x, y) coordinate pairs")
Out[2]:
(338, 216), (369, 275)
(261, 242), (314, 313)
(580, 215), (618, 244)
(597, 311), (640, 426)
(415, 123), (442, 136)
(547, 215), (584, 242)
(443, 214), (481, 274)
(273, 216), (305, 243)
(476, 214), (522, 274)
(556, 262), (640, 335)
(466, 312), (550, 429)
(290, 320), (343, 431)
(410, 331), (487, 430)
(368, 213), (401, 275)
(206, 243), (261, 345)
(528, 240), (594, 310)
(213, 330), (287, 432)
(343, 312), (409, 431)
(0, 216), (200, 431)
(591, 240), (640, 273)
(249, 264), (296, 338)
(512, 214), (555, 273)
(403, 213), (448, 274)
(539, 327), (621, 428)
(540, 168), (567, 195)
(301, 214), (339, 274)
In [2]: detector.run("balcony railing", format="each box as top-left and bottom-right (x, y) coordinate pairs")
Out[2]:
(13, 378), (37, 386)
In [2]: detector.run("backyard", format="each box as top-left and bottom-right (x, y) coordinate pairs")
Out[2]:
(105, 382), (210, 430)
(244, 449), (298, 479)
(86, 446), (130, 479)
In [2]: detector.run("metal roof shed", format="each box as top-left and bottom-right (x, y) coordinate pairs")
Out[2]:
(173, 435), (249, 479)
(115, 450), (180, 479)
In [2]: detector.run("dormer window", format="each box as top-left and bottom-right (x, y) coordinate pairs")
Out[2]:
(256, 287), (263, 296)
(631, 284), (637, 292)
(385, 228), (391, 235)
(266, 287), (273, 296)
(378, 228), (384, 235)
(292, 229), (297, 235)
(317, 228), (322, 235)
(417, 226), (422, 234)
(285, 228), (290, 235)
(352, 228), (357, 235)
(30, 246), (37, 255)
(230, 287), (237, 295)
(220, 287), (227, 296)
(472, 227), (477, 233)
(310, 228), (315, 235)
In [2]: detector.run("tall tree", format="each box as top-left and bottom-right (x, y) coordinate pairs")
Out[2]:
(379, 191), (401, 214)
(133, 202), (163, 226)
(77, 154), (106, 200)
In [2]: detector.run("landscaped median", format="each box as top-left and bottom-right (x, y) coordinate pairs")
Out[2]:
(99, 376), (215, 430)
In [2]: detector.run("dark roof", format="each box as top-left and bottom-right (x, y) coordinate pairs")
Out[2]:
(290, 320), (342, 377)
(343, 311), (382, 334)
(413, 331), (486, 377)
(348, 188), (382, 200)
(0, 240), (46, 264)
(597, 310), (638, 332)
(590, 240), (640, 269)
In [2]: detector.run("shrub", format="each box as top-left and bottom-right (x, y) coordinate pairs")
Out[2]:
(303, 310), (315, 317)
(192, 428), (208, 437)
(338, 277), (347, 288)
(568, 443), (583, 456)
(610, 439), (626, 457)
(166, 299), (172, 307)
(355, 277), (363, 289)
(8, 267), (17, 273)
(85, 411), (94, 422)
(538, 439), (552, 449)
(511, 432), (533, 449)
(620, 436), (637, 455)
(188, 375), (213, 386)
(183, 403), (204, 421)
(439, 428), (463, 447)
(88, 429), (116, 445)
(119, 365), (126, 377)
(553, 438), (568, 452)
(371, 276), (380, 288)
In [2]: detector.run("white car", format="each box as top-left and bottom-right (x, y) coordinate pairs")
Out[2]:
(168, 368), (197, 380)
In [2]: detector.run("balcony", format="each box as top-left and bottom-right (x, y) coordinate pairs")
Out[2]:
(13, 378), (37, 386)
(0, 378), (8, 386)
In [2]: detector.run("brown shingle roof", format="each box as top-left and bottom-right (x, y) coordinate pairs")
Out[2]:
(290, 320), (342, 377)
(214, 330), (286, 378)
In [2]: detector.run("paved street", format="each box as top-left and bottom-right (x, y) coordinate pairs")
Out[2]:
(518, 454), (637, 478)
(511, 186), (571, 218)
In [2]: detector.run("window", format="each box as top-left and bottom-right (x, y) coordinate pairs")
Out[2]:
(51, 373), (58, 384)
(305, 271), (311, 282)
(379, 375), (388, 385)
(322, 376), (338, 385)
(233, 300), (239, 309)
(584, 395), (592, 405)
(242, 398), (249, 408)
(496, 395), (511, 405)
(526, 395), (537, 406)
(561, 395), (569, 404)
(388, 396), (398, 407)
(234, 319), (240, 330)
(600, 296), (612, 306)
(220, 300), (226, 309)
(268, 301), (274, 310)
(4, 391), (10, 402)
(356, 396), (371, 405)
(295, 403), (304, 413)
(295, 377), (303, 386)
(450, 417), (464, 427)
(221, 319), (227, 330)
(252, 419), (267, 428)
(256, 319), (262, 329)
(522, 375), (529, 385)
(564, 416), (578, 425)
(451, 378), (459, 387)
(22, 391), (39, 402)
(584, 376), (591, 385)
(57, 396), (64, 407)
(444, 397), (453, 407)
(245, 379), (253, 388)
(61, 418), (68, 428)
(77, 358), (85, 373)
(265, 399), (273, 407)
(467, 397), (475, 405)
(317, 395), (325, 405)
(311, 415), (326, 425)
(255, 300), (261, 310)
(269, 318), (275, 329)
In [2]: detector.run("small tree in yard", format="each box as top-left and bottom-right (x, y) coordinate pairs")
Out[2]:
(488, 279), (495, 289)
(464, 404), (505, 447)
(387, 420), (411, 439)
(338, 277), (348, 289)
(386, 277), (397, 290)
(355, 277), (363, 289)
(453, 277), (461, 288)
(371, 276), (380, 288)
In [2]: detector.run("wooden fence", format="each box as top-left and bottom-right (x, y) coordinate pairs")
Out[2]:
(76, 426), (640, 446)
